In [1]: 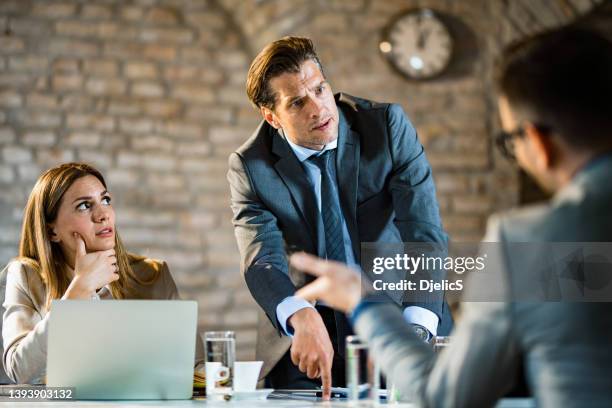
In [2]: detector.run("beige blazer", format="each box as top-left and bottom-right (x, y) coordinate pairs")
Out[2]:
(1, 257), (205, 384)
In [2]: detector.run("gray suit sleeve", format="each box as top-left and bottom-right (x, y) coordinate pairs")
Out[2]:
(355, 217), (520, 408)
(355, 300), (519, 407)
(385, 104), (448, 314)
(227, 152), (296, 332)
(386, 104), (446, 242)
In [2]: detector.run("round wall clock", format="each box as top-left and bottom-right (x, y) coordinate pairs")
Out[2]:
(380, 9), (453, 80)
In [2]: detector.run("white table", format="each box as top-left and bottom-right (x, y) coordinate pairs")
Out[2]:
(0, 398), (535, 407)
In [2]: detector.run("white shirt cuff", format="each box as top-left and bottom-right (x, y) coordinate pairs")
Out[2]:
(276, 296), (315, 336)
(403, 306), (439, 336)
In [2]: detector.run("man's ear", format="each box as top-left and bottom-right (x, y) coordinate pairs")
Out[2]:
(524, 123), (556, 171)
(260, 106), (280, 129)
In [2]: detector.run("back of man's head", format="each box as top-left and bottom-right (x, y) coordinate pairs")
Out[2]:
(496, 27), (612, 150)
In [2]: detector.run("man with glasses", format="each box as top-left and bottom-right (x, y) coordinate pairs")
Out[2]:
(290, 27), (612, 407)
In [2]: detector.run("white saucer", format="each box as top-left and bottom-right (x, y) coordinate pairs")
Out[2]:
(231, 388), (274, 401)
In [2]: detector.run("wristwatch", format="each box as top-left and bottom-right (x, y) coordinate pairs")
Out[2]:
(409, 323), (433, 344)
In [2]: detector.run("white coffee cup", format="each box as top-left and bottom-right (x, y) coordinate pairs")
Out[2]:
(233, 361), (263, 392)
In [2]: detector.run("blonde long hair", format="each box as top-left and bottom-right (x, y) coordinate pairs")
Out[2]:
(18, 162), (158, 310)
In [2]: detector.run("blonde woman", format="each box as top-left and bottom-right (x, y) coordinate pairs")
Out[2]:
(1, 162), (204, 384)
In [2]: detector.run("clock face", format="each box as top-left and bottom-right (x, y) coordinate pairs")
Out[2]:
(381, 9), (453, 79)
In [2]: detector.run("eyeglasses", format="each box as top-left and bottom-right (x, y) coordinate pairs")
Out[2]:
(496, 127), (526, 161)
(496, 124), (553, 161)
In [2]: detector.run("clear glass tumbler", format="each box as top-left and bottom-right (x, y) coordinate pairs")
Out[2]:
(346, 335), (380, 404)
(204, 331), (235, 400)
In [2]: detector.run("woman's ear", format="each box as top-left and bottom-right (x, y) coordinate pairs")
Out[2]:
(47, 225), (60, 243)
(524, 123), (555, 171)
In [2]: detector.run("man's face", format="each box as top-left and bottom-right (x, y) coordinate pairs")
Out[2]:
(262, 59), (339, 150)
(498, 96), (555, 191)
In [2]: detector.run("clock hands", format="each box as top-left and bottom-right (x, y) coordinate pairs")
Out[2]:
(417, 29), (431, 50)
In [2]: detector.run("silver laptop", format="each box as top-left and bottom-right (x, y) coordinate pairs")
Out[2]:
(47, 300), (197, 400)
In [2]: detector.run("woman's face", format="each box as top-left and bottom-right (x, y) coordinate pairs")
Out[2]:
(49, 175), (116, 257)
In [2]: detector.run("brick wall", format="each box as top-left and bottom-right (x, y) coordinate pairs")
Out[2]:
(0, 0), (602, 368)
(0, 0), (260, 363)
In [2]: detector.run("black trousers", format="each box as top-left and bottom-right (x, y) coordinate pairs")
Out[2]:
(265, 305), (350, 389)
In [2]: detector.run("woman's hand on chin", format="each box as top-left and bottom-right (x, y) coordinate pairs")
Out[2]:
(62, 233), (120, 300)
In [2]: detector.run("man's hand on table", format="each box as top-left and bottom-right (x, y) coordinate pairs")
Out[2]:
(292, 253), (363, 313)
(287, 307), (334, 401)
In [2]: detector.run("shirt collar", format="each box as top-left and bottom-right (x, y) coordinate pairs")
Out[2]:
(279, 128), (338, 163)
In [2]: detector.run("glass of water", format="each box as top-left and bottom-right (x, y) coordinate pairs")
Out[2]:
(346, 335), (380, 404)
(205, 331), (235, 400)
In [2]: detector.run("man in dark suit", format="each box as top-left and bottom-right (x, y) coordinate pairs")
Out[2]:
(227, 36), (452, 399)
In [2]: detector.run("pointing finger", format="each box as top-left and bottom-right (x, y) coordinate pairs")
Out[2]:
(320, 359), (332, 401)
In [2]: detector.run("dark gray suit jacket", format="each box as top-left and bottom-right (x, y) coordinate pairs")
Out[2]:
(228, 93), (451, 376)
(354, 155), (612, 407)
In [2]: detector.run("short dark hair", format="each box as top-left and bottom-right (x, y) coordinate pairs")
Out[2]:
(496, 26), (612, 148)
(246, 36), (324, 109)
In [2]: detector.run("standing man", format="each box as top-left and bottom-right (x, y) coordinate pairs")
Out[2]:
(227, 36), (452, 398)
(291, 27), (612, 407)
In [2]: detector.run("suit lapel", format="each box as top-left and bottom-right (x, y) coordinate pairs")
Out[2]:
(336, 108), (361, 262)
(272, 131), (325, 256)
